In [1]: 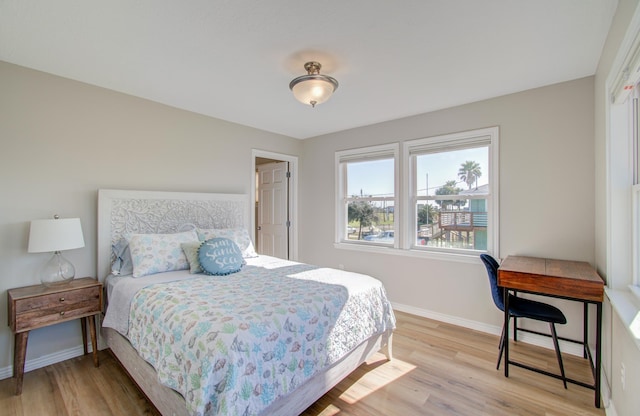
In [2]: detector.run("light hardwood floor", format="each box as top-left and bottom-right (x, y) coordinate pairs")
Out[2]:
(0, 311), (605, 416)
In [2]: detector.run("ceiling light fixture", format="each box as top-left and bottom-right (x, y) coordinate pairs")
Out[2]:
(289, 61), (338, 108)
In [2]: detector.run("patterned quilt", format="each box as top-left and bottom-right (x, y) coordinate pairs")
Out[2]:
(123, 257), (396, 416)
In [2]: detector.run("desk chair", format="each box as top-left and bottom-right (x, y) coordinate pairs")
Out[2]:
(480, 254), (568, 388)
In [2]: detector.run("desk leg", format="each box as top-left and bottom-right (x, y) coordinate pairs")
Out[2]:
(88, 314), (99, 367)
(583, 303), (589, 359)
(14, 331), (28, 395)
(503, 287), (510, 378)
(513, 292), (518, 342)
(595, 302), (602, 408)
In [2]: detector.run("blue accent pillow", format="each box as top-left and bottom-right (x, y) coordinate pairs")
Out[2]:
(111, 238), (133, 275)
(198, 238), (244, 276)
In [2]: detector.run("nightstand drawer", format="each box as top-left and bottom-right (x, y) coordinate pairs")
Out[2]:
(13, 286), (100, 313)
(12, 286), (101, 332)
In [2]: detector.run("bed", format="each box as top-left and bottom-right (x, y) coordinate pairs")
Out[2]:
(97, 189), (395, 416)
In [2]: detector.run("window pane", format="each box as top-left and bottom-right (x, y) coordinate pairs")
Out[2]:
(347, 159), (394, 197)
(347, 200), (395, 242)
(416, 147), (488, 196)
(344, 157), (395, 243)
(415, 146), (489, 251)
(416, 200), (488, 250)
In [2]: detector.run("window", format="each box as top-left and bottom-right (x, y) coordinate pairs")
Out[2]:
(335, 128), (498, 258)
(631, 86), (640, 297)
(406, 127), (498, 255)
(336, 144), (398, 245)
(608, 15), (640, 296)
(606, 2), (640, 346)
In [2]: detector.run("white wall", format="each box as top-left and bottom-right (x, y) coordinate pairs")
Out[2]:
(0, 61), (302, 372)
(299, 77), (595, 341)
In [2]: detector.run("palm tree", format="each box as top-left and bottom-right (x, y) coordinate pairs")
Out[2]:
(435, 180), (463, 210)
(348, 200), (376, 239)
(458, 160), (482, 190)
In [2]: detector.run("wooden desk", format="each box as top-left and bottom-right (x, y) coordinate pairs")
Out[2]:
(498, 256), (604, 408)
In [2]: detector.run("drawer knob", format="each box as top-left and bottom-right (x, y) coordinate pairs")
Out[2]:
(59, 297), (65, 302)
(60, 311), (65, 316)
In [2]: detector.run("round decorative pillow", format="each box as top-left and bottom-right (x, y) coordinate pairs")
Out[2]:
(198, 237), (244, 276)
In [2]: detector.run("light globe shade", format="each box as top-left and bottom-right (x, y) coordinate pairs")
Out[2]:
(291, 77), (338, 107)
(289, 61), (339, 108)
(28, 217), (85, 286)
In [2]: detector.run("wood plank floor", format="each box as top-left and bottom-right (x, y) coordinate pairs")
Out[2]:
(0, 311), (605, 416)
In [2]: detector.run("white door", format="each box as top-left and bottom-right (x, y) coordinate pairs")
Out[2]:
(257, 161), (289, 259)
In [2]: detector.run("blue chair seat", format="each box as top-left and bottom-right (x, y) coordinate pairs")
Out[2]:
(508, 295), (567, 324)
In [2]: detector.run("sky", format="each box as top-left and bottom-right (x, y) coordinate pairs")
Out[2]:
(347, 147), (488, 197)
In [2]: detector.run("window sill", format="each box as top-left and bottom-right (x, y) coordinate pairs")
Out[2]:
(605, 287), (640, 351)
(333, 241), (481, 264)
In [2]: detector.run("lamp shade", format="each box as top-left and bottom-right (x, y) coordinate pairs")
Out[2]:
(28, 218), (85, 253)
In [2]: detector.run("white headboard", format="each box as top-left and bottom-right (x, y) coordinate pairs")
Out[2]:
(97, 189), (249, 281)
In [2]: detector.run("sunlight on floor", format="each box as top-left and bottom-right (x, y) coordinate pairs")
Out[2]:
(338, 355), (417, 405)
(315, 404), (342, 416)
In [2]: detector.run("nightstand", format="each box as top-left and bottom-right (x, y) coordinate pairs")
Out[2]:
(7, 277), (103, 395)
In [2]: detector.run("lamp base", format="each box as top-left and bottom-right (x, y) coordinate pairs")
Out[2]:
(40, 251), (76, 287)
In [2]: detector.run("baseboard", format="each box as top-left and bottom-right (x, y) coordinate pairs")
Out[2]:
(392, 302), (585, 357)
(604, 398), (618, 416)
(0, 342), (94, 381)
(600, 369), (613, 413)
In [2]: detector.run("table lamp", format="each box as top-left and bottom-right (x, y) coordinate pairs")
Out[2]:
(28, 215), (85, 286)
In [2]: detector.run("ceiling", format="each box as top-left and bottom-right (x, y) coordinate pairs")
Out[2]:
(0, 1), (617, 139)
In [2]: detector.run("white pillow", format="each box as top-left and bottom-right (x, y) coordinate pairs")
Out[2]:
(129, 230), (199, 277)
(196, 227), (258, 258)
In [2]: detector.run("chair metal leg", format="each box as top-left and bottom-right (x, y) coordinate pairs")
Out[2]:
(549, 323), (567, 389)
(497, 333), (506, 370)
(496, 318), (509, 370)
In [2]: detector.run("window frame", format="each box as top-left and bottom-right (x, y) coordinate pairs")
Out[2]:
(605, 0), (640, 350)
(404, 127), (499, 257)
(335, 143), (400, 246)
(607, 10), (640, 298)
(631, 89), (640, 298)
(334, 127), (499, 261)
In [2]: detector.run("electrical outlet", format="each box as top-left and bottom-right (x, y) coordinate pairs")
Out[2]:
(621, 362), (626, 391)
(338, 264), (345, 270)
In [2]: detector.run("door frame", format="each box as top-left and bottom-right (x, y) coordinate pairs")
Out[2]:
(251, 149), (298, 261)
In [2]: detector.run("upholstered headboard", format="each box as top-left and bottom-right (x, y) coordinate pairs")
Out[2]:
(97, 189), (249, 281)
